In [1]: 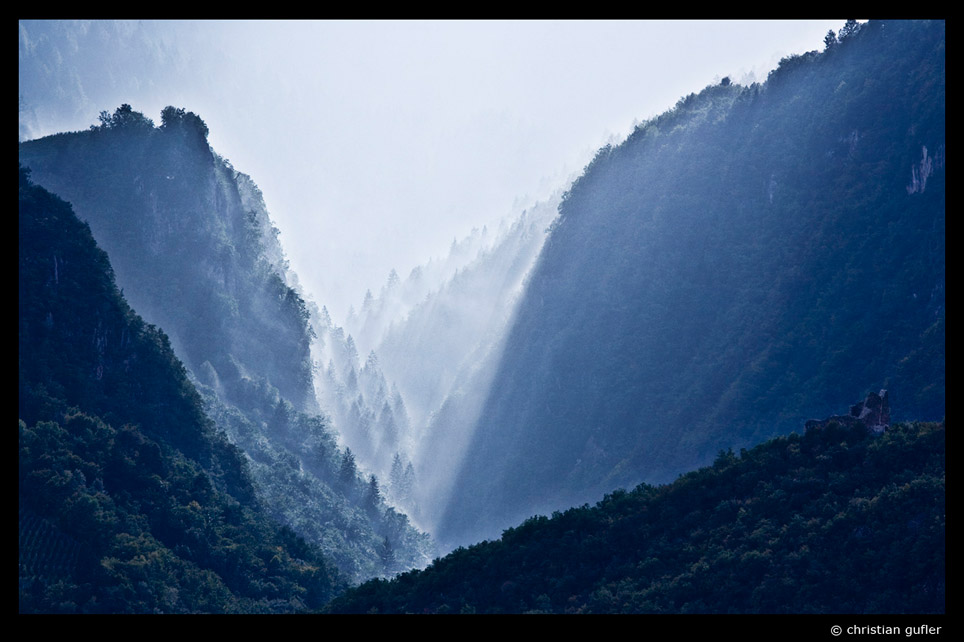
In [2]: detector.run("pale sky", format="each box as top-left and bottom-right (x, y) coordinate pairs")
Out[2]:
(19, 19), (845, 321)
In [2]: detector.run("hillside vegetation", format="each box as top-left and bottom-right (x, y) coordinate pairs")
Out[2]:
(19, 167), (346, 612)
(329, 419), (945, 614)
(19, 19), (943, 615)
(18, 108), (433, 585)
(439, 19), (945, 548)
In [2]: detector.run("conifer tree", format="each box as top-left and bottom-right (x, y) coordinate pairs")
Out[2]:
(339, 448), (357, 486)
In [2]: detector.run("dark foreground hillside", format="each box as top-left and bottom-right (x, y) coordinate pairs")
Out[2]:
(328, 418), (944, 614)
(19, 167), (346, 613)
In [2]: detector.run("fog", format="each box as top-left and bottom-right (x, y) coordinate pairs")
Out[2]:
(19, 19), (843, 323)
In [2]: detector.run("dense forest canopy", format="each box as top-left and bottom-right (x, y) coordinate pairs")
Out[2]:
(19, 167), (346, 612)
(328, 419), (945, 614)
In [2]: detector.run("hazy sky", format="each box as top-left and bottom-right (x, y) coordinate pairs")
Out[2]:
(19, 19), (844, 321)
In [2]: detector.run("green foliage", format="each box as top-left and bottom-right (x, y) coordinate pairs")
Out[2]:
(200, 386), (434, 582)
(160, 105), (209, 141)
(328, 421), (944, 614)
(19, 106), (434, 584)
(95, 104), (155, 131)
(19, 170), (347, 612)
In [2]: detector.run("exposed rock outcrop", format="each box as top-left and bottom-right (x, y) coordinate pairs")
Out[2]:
(805, 389), (890, 434)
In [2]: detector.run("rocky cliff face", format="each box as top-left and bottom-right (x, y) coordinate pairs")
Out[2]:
(18, 107), (316, 413)
(18, 107), (435, 583)
(805, 389), (891, 434)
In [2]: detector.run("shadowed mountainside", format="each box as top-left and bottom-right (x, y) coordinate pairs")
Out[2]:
(438, 19), (944, 549)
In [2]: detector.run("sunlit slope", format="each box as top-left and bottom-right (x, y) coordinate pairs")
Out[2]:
(438, 20), (945, 548)
(313, 196), (560, 535)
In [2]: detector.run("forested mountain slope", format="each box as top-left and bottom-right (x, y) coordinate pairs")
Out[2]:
(438, 20), (945, 548)
(19, 105), (314, 412)
(315, 196), (561, 530)
(18, 109), (433, 583)
(19, 167), (346, 612)
(329, 419), (945, 614)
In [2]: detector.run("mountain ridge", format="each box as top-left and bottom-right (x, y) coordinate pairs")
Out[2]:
(19, 109), (435, 584)
(436, 19), (945, 549)
(19, 166), (347, 612)
(19, 19), (943, 614)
